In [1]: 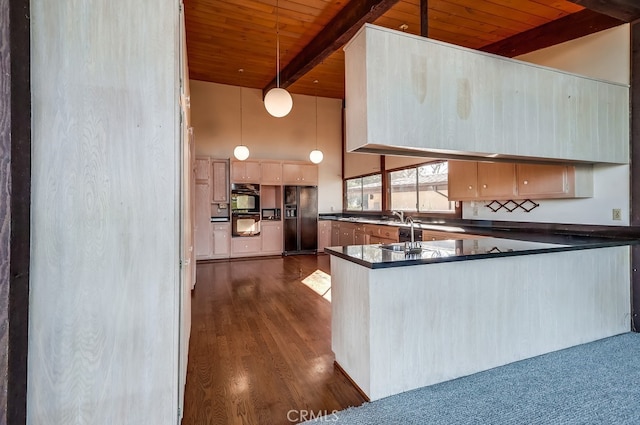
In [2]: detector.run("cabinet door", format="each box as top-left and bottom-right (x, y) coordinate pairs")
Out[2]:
(331, 223), (340, 246)
(212, 224), (230, 258)
(477, 162), (516, 199)
(300, 164), (318, 185)
(261, 222), (283, 253)
(195, 157), (211, 182)
(283, 163), (301, 184)
(231, 237), (262, 255)
(448, 160), (478, 200)
(195, 183), (213, 259)
(318, 221), (332, 252)
(212, 160), (229, 203)
(231, 161), (245, 182)
(244, 161), (261, 183)
(339, 223), (355, 246)
(378, 226), (398, 242)
(516, 164), (568, 198)
(261, 162), (282, 185)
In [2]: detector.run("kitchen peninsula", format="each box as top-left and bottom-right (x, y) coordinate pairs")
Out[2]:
(326, 236), (632, 401)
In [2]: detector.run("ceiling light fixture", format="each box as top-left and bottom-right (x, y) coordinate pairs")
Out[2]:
(309, 80), (323, 164)
(264, 0), (293, 118)
(234, 88), (250, 161)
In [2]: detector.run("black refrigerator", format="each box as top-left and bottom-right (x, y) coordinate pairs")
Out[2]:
(284, 185), (318, 254)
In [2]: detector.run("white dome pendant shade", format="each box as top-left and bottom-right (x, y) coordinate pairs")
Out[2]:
(309, 149), (323, 164)
(264, 87), (293, 118)
(233, 145), (250, 161)
(234, 88), (250, 161)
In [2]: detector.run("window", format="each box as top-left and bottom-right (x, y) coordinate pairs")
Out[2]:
(345, 174), (382, 211)
(389, 161), (454, 213)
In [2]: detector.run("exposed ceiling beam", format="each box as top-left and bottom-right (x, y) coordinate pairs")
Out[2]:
(420, 0), (428, 38)
(480, 9), (625, 58)
(262, 0), (400, 97)
(569, 0), (640, 23)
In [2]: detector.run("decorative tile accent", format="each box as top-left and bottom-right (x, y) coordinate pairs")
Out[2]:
(486, 199), (540, 213)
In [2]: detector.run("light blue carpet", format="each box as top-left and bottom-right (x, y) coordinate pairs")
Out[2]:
(306, 333), (640, 424)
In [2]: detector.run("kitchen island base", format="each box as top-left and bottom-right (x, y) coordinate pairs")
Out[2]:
(330, 246), (630, 401)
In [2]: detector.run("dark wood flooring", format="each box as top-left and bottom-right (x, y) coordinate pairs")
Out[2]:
(182, 254), (366, 425)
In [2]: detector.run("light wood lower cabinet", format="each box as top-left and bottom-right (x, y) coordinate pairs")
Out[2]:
(422, 230), (483, 241)
(318, 221), (332, 253)
(331, 223), (341, 246)
(338, 222), (356, 246)
(195, 183), (213, 259)
(231, 236), (262, 257)
(261, 221), (283, 255)
(211, 223), (230, 259)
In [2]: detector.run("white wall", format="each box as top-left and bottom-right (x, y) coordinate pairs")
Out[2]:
(190, 80), (343, 213)
(462, 25), (631, 225)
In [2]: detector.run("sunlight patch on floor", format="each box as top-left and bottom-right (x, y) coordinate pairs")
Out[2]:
(301, 270), (331, 302)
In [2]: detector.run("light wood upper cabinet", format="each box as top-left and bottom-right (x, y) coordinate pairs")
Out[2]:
(231, 160), (261, 183)
(477, 162), (517, 199)
(448, 161), (479, 201)
(283, 163), (318, 185)
(211, 160), (229, 203)
(195, 157), (211, 183)
(516, 164), (572, 198)
(261, 222), (283, 254)
(449, 160), (593, 200)
(261, 161), (283, 185)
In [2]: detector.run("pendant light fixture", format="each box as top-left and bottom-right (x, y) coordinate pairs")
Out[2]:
(309, 80), (323, 164)
(234, 87), (250, 161)
(264, 0), (293, 118)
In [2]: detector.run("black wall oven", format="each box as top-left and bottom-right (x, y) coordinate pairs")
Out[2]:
(231, 183), (261, 237)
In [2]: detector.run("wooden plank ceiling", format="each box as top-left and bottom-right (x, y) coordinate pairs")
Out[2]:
(184, 0), (619, 99)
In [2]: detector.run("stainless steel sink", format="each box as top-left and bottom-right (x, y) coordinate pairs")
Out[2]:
(379, 244), (405, 252)
(378, 243), (423, 254)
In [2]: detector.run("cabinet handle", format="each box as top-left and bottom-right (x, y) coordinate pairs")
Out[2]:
(482, 184), (487, 189)
(523, 180), (528, 185)
(468, 185), (473, 190)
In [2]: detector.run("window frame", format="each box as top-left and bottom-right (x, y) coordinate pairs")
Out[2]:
(343, 172), (384, 214)
(343, 160), (461, 219)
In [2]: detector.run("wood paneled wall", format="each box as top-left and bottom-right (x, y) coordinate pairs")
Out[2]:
(29, 1), (181, 423)
(1, 0), (31, 422)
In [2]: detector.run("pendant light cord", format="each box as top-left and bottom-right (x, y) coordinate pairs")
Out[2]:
(239, 88), (243, 146)
(276, 0), (280, 88)
(315, 80), (319, 149)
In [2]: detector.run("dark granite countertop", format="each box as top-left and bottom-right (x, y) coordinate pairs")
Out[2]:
(324, 236), (637, 269)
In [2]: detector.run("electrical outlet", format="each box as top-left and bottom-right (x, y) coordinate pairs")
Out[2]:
(612, 208), (622, 221)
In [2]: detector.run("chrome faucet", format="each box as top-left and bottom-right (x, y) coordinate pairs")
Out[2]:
(392, 210), (404, 223)
(406, 216), (415, 245)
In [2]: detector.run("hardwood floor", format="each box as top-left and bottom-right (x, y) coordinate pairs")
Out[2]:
(182, 255), (366, 425)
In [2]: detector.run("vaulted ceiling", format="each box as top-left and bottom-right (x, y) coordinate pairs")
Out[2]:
(184, 0), (633, 100)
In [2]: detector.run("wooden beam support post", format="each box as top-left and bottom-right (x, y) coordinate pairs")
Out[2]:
(481, 9), (624, 58)
(420, 0), (428, 37)
(631, 22), (640, 331)
(262, 0), (400, 97)
(0, 0), (31, 422)
(569, 0), (640, 23)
